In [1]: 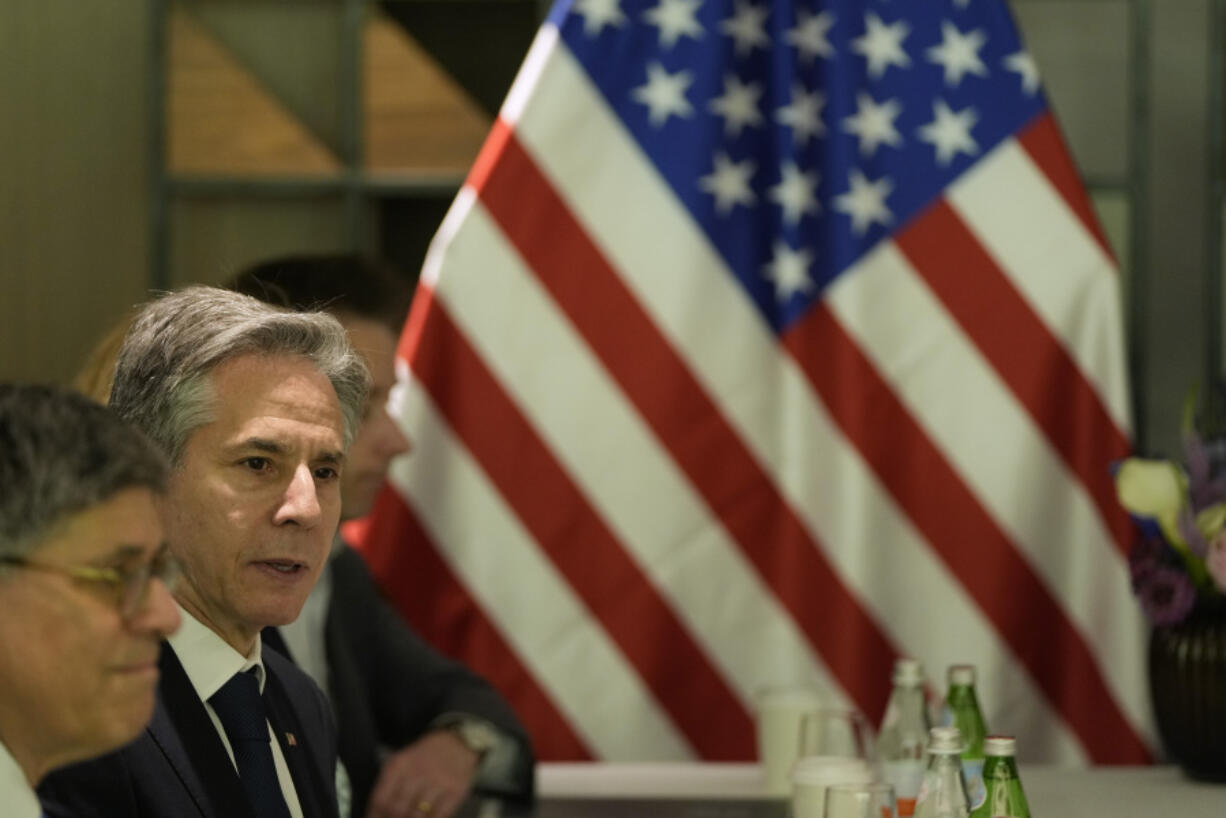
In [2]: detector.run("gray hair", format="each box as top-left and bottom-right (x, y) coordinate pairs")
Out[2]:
(109, 286), (370, 463)
(0, 383), (169, 559)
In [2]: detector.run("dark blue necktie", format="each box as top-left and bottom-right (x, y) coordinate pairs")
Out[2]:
(209, 668), (294, 818)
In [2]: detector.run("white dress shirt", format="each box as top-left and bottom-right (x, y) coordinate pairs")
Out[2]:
(168, 604), (305, 818)
(0, 740), (40, 818)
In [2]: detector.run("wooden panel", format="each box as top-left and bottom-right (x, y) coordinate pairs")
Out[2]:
(190, 2), (344, 153)
(168, 6), (340, 176)
(364, 11), (492, 176)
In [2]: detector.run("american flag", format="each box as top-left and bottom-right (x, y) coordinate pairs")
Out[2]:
(353, 0), (1154, 763)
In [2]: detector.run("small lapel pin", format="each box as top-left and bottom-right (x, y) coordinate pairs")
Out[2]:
(285, 732), (298, 747)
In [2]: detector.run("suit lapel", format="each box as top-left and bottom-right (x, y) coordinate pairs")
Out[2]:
(152, 644), (258, 818)
(265, 662), (333, 818)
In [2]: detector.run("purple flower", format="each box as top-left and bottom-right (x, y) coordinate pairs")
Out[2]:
(1129, 536), (1169, 586)
(1184, 430), (1226, 510)
(1136, 565), (1197, 626)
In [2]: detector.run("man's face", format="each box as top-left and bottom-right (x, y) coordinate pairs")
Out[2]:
(339, 317), (410, 520)
(161, 353), (346, 652)
(0, 488), (179, 775)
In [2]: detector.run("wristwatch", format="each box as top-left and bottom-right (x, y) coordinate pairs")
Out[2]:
(439, 717), (500, 758)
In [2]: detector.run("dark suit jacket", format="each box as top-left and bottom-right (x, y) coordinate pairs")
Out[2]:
(39, 643), (339, 818)
(267, 544), (533, 818)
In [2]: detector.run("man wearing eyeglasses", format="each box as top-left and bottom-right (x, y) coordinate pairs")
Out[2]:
(0, 383), (182, 818)
(40, 287), (370, 818)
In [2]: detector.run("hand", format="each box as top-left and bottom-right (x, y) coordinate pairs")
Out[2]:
(365, 730), (481, 818)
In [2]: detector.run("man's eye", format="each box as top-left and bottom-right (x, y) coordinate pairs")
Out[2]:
(242, 457), (271, 472)
(314, 466), (339, 481)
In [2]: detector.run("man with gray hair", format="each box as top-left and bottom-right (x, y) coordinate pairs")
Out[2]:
(0, 383), (181, 817)
(41, 286), (370, 818)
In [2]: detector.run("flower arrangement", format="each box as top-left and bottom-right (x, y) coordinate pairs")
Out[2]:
(1115, 386), (1226, 626)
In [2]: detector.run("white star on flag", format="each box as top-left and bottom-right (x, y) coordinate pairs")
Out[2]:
(768, 161), (820, 225)
(762, 240), (815, 300)
(574, 0), (626, 36)
(721, 1), (769, 57)
(775, 84), (826, 146)
(927, 21), (989, 86)
(843, 92), (903, 157)
(643, 0), (704, 49)
(853, 12), (911, 79)
(1004, 50), (1040, 95)
(786, 8), (836, 63)
(632, 62), (695, 126)
(834, 169), (893, 234)
(700, 152), (756, 214)
(918, 98), (979, 165)
(709, 74), (764, 136)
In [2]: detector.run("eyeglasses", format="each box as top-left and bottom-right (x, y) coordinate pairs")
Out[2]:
(0, 545), (181, 620)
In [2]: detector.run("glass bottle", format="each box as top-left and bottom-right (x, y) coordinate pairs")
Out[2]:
(969, 736), (1030, 818)
(877, 658), (931, 816)
(942, 665), (987, 809)
(913, 726), (971, 818)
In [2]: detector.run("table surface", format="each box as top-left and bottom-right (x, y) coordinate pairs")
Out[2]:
(529, 762), (1224, 818)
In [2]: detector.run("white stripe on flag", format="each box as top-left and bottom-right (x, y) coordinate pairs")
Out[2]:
(431, 197), (845, 713)
(389, 374), (695, 759)
(948, 142), (1131, 433)
(825, 234), (1151, 750)
(504, 37), (1095, 760)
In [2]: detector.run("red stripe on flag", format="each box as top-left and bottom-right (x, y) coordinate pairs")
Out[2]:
(782, 304), (1151, 763)
(476, 122), (900, 725)
(894, 200), (1134, 556)
(405, 284), (753, 758)
(354, 484), (594, 760)
(1018, 113), (1114, 260)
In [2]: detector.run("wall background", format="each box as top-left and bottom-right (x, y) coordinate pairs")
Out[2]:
(0, 0), (1214, 458)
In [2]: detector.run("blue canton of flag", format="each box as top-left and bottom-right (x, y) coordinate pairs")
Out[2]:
(556, 0), (1046, 332)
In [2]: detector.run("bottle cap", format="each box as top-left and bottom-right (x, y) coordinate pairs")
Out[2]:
(892, 657), (924, 686)
(948, 664), (976, 686)
(928, 726), (965, 754)
(984, 736), (1016, 757)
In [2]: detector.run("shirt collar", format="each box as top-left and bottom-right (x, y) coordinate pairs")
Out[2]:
(0, 740), (40, 818)
(167, 603), (266, 700)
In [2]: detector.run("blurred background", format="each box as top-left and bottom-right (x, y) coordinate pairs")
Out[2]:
(0, 0), (1217, 457)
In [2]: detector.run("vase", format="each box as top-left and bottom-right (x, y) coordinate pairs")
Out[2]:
(1148, 601), (1226, 781)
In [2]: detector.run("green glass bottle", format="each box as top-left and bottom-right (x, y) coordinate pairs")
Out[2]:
(942, 665), (987, 810)
(969, 736), (1030, 818)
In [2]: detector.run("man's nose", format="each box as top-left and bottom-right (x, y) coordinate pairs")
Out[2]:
(274, 464), (324, 528)
(129, 574), (181, 637)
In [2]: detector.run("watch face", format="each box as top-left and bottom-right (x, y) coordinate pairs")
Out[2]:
(453, 720), (498, 755)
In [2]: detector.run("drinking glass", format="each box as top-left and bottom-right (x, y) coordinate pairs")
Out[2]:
(823, 782), (897, 818)
(755, 685), (827, 795)
(791, 756), (877, 818)
(797, 708), (876, 762)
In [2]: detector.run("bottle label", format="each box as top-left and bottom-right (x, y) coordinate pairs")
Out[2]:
(883, 759), (925, 816)
(962, 759), (985, 810)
